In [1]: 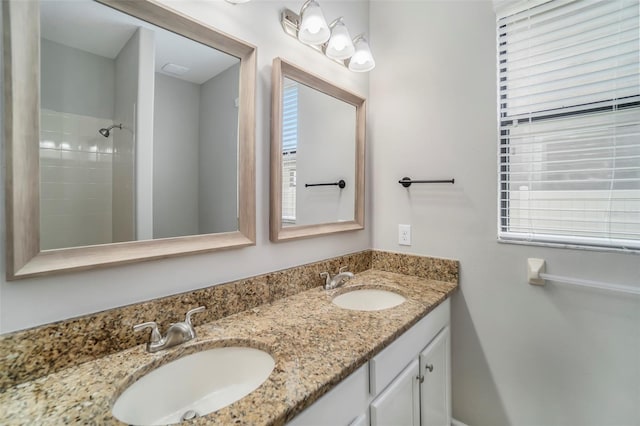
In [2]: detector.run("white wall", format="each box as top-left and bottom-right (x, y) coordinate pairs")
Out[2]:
(153, 73), (200, 239)
(295, 81), (356, 226)
(40, 38), (115, 119)
(369, 2), (640, 425)
(135, 27), (156, 241)
(112, 29), (141, 243)
(199, 63), (240, 234)
(0, 0), (370, 333)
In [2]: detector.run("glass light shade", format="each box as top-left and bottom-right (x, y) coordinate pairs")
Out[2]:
(325, 19), (355, 60)
(348, 36), (375, 72)
(298, 1), (330, 45)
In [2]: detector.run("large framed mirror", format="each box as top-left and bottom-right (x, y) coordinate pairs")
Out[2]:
(270, 58), (365, 242)
(4, 0), (256, 279)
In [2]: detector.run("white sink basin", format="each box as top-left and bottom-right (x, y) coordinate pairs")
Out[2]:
(112, 346), (275, 425)
(332, 288), (406, 311)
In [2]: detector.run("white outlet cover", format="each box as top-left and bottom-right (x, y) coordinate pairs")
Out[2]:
(399, 224), (411, 246)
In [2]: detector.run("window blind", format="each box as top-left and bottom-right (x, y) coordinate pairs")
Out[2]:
(282, 82), (299, 222)
(497, 0), (640, 251)
(282, 83), (299, 153)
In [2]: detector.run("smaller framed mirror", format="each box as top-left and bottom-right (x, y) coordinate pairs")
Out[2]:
(270, 58), (365, 242)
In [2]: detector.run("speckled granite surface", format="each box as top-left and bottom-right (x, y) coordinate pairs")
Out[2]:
(0, 251), (459, 391)
(372, 250), (459, 282)
(0, 269), (457, 425)
(0, 251), (372, 391)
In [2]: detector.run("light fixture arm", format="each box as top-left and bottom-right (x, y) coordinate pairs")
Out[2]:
(352, 34), (367, 44)
(299, 0), (314, 15)
(328, 16), (344, 29)
(281, 8), (301, 36)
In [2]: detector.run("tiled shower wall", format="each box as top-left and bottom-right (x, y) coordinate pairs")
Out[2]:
(39, 109), (115, 249)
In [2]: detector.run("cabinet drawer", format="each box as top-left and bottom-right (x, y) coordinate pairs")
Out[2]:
(369, 299), (449, 395)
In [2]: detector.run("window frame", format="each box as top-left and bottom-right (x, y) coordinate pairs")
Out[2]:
(496, 0), (640, 253)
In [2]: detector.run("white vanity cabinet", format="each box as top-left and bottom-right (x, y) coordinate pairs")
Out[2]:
(287, 299), (451, 426)
(369, 300), (451, 426)
(371, 326), (451, 426)
(419, 327), (451, 426)
(287, 363), (370, 426)
(370, 359), (421, 426)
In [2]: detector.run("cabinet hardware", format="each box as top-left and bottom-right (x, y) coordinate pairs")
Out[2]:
(425, 364), (434, 372)
(416, 375), (425, 384)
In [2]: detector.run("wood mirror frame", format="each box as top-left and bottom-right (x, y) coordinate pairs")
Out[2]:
(3, 0), (256, 280)
(270, 58), (365, 242)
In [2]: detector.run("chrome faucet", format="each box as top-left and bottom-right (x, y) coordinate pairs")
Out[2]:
(134, 306), (205, 353)
(320, 266), (354, 290)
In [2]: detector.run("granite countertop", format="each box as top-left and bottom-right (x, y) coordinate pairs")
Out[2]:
(0, 269), (457, 425)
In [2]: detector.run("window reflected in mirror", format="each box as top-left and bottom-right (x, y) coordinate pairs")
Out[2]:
(281, 81), (298, 225)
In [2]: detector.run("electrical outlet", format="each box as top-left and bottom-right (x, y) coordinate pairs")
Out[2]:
(398, 224), (411, 246)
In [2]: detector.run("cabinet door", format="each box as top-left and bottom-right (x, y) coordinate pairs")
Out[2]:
(350, 413), (368, 426)
(370, 359), (420, 426)
(419, 326), (451, 426)
(287, 364), (369, 426)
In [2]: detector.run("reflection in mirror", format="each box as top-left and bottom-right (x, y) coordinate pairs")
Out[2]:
(271, 58), (365, 242)
(39, 0), (240, 250)
(3, 0), (256, 279)
(281, 78), (356, 228)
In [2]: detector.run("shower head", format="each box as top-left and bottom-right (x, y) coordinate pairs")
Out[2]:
(98, 123), (122, 138)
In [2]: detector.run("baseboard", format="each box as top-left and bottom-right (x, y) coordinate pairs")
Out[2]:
(452, 418), (470, 426)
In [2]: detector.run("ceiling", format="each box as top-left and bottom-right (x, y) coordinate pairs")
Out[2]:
(39, 0), (239, 84)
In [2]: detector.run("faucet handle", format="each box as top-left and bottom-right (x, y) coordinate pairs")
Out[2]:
(185, 306), (205, 326)
(320, 271), (331, 285)
(339, 265), (350, 274)
(133, 321), (162, 343)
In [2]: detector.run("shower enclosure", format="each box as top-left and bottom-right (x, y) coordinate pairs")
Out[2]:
(39, 23), (144, 249)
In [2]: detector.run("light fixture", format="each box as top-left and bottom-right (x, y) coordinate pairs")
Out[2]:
(225, 0), (250, 4)
(280, 1), (375, 72)
(347, 35), (375, 72)
(325, 18), (355, 60)
(161, 63), (190, 76)
(297, 0), (330, 45)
